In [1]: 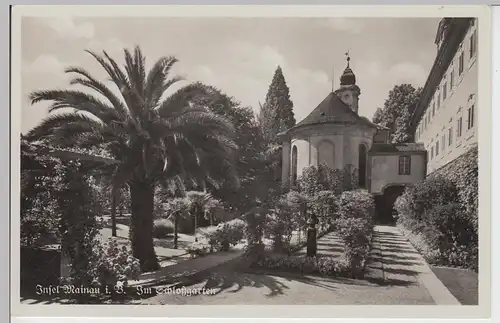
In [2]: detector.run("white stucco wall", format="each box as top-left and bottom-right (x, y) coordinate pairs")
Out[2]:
(369, 153), (426, 194)
(310, 135), (344, 169)
(415, 19), (477, 174)
(291, 138), (310, 178)
(288, 125), (375, 182)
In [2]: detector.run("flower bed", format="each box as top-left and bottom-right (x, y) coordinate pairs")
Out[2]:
(253, 253), (351, 277)
(185, 218), (247, 258)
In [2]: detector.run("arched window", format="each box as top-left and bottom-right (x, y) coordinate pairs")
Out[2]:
(317, 140), (335, 168)
(291, 146), (298, 186)
(358, 144), (367, 188)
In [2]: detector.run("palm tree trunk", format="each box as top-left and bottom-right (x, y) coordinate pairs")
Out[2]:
(111, 185), (117, 237)
(193, 205), (198, 234)
(174, 213), (178, 249)
(129, 180), (159, 272)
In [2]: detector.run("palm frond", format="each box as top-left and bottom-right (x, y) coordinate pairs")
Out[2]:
(65, 66), (130, 118)
(29, 89), (119, 123)
(121, 48), (147, 118)
(146, 56), (179, 104)
(85, 49), (142, 122)
(25, 112), (107, 142)
(157, 82), (212, 118)
(169, 111), (235, 137)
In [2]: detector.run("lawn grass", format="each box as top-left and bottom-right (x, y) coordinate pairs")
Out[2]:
(430, 265), (478, 305)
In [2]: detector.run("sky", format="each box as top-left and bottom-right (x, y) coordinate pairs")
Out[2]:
(20, 16), (441, 134)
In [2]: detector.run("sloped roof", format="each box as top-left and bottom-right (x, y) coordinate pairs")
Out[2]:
(360, 116), (390, 130)
(369, 142), (426, 154)
(287, 92), (378, 133)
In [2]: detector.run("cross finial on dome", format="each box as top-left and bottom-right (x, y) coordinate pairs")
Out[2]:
(340, 50), (356, 86)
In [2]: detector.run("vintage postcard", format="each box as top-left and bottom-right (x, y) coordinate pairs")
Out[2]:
(10, 4), (492, 319)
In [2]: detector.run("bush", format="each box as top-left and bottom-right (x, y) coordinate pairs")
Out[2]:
(394, 176), (459, 232)
(297, 164), (342, 196)
(428, 145), (478, 233)
(395, 171), (478, 271)
(400, 203), (477, 270)
(309, 190), (338, 232)
(89, 238), (141, 288)
(152, 218), (174, 239)
(200, 218), (246, 252)
(254, 253), (350, 277)
(335, 189), (374, 277)
(186, 240), (211, 258)
(263, 195), (301, 253)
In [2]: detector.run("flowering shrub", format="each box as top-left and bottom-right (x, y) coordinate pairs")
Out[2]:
(309, 190), (338, 231)
(255, 254), (350, 277)
(397, 202), (478, 271)
(263, 194), (304, 253)
(335, 189), (375, 277)
(297, 164), (343, 196)
(89, 238), (141, 288)
(152, 218), (174, 239)
(395, 175), (459, 232)
(395, 171), (478, 271)
(428, 145), (478, 233)
(186, 240), (211, 258)
(200, 218), (246, 252)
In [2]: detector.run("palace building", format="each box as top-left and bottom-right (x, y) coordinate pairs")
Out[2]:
(411, 18), (478, 174)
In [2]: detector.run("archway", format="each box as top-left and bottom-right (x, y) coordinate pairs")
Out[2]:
(291, 145), (298, 186)
(374, 184), (406, 225)
(358, 144), (367, 188)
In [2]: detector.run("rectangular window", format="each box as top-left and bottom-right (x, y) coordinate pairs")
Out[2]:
(442, 135), (446, 152)
(459, 52), (464, 75)
(448, 128), (453, 146)
(437, 93), (441, 109)
(436, 141), (440, 156)
(432, 102), (435, 116)
(450, 70), (454, 89)
(431, 146), (434, 159)
(470, 29), (477, 58)
(457, 117), (463, 137)
(398, 156), (411, 175)
(443, 82), (447, 99)
(468, 105), (475, 130)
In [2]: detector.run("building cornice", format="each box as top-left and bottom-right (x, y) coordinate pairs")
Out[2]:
(410, 18), (473, 133)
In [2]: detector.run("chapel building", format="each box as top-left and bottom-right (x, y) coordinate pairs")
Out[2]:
(279, 56), (427, 223)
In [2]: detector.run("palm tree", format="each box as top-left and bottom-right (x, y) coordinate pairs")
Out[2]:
(25, 46), (237, 272)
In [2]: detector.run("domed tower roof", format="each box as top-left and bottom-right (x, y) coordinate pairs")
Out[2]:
(340, 54), (356, 86)
(281, 92), (378, 135)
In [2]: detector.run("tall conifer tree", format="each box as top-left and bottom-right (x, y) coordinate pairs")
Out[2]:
(258, 66), (295, 142)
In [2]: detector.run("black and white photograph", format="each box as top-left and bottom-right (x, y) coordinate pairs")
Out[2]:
(10, 5), (491, 318)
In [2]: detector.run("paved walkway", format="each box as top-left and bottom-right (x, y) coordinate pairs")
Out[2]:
(141, 225), (458, 305)
(129, 249), (244, 287)
(364, 225), (460, 305)
(294, 231), (345, 258)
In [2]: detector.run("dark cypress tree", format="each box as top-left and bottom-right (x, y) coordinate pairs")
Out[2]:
(258, 66), (295, 142)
